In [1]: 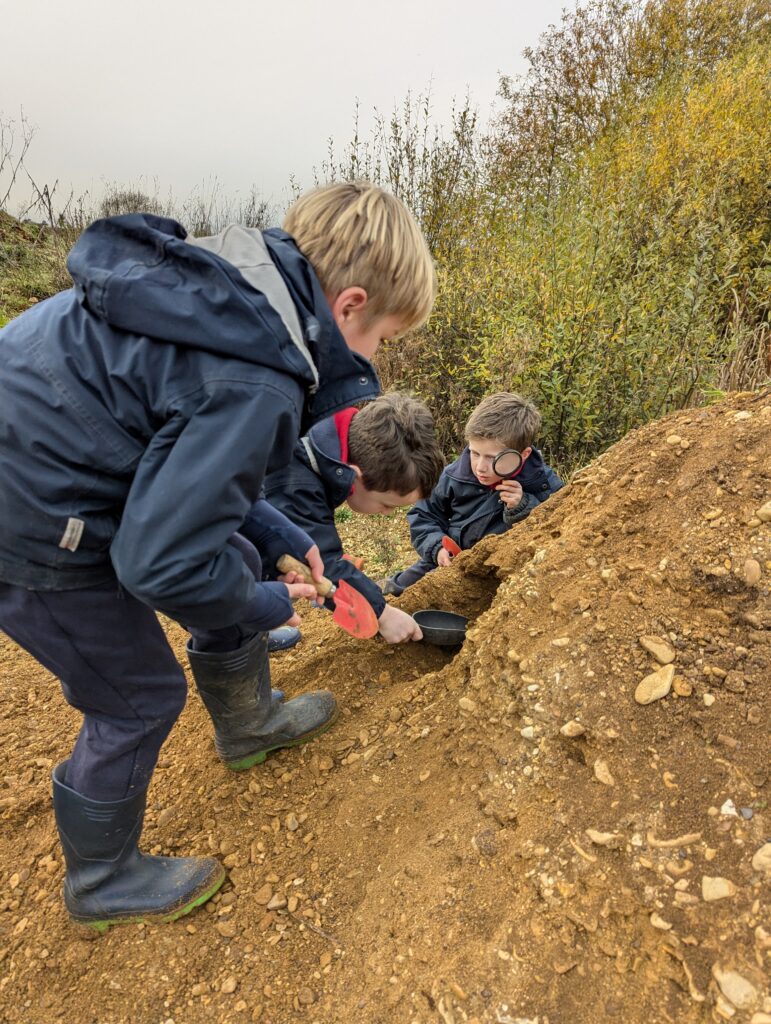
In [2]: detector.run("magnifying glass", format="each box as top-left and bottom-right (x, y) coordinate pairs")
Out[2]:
(491, 449), (524, 478)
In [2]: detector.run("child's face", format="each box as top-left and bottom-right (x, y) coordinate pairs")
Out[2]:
(338, 311), (406, 361)
(327, 287), (406, 360)
(468, 436), (531, 486)
(346, 482), (422, 517)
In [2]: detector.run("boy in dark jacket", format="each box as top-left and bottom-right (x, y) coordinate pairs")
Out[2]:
(384, 393), (562, 594)
(0, 182), (435, 930)
(263, 393), (445, 643)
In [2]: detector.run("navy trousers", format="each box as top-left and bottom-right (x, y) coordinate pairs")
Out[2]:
(0, 535), (266, 802)
(0, 580), (187, 801)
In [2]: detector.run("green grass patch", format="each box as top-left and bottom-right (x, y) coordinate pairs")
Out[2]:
(0, 212), (75, 324)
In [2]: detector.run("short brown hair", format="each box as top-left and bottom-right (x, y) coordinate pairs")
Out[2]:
(283, 181), (436, 332)
(464, 393), (542, 450)
(348, 393), (444, 497)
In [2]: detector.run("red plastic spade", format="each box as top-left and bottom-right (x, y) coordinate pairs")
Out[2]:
(277, 555), (379, 639)
(441, 536), (462, 557)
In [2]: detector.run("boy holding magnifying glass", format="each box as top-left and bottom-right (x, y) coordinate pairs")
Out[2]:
(383, 393), (563, 595)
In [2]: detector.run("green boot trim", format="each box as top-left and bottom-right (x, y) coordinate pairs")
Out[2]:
(78, 865), (226, 933)
(225, 708), (339, 772)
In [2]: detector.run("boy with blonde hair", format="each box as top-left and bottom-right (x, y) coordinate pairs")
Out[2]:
(384, 393), (562, 594)
(0, 182), (435, 930)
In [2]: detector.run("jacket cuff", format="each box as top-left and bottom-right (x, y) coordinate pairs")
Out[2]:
(503, 493), (534, 525)
(236, 581), (295, 631)
(426, 539), (444, 565)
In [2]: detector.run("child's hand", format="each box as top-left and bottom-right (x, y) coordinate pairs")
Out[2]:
(283, 581), (322, 622)
(496, 479), (524, 509)
(437, 548), (453, 567)
(304, 544), (325, 585)
(278, 550), (326, 607)
(377, 604), (423, 644)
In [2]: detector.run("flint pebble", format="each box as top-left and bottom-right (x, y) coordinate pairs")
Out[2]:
(712, 965), (758, 1010)
(639, 635), (676, 665)
(702, 875), (737, 901)
(635, 664), (675, 705)
(593, 759), (615, 786)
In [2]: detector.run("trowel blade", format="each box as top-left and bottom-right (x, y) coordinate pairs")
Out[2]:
(331, 579), (379, 638)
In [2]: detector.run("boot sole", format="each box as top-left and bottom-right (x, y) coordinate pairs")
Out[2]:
(224, 708), (340, 772)
(73, 864), (226, 934)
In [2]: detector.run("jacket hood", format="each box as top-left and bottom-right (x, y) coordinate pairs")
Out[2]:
(67, 215), (379, 425)
(304, 416), (357, 506)
(447, 446), (553, 494)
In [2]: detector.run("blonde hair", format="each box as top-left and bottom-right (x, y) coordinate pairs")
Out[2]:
(283, 181), (436, 332)
(465, 393), (542, 450)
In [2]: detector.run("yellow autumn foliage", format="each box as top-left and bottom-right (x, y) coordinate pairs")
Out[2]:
(378, 1), (770, 470)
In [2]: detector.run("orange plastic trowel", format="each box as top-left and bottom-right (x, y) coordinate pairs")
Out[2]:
(442, 536), (462, 557)
(277, 555), (379, 639)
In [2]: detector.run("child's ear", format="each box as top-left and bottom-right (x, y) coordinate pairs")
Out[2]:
(349, 464), (363, 480)
(327, 287), (368, 327)
(521, 446), (533, 462)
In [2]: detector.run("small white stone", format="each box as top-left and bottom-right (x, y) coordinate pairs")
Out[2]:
(703, 693), (715, 707)
(635, 664), (675, 705)
(751, 842), (771, 876)
(560, 720), (586, 738)
(744, 559), (762, 586)
(639, 635), (676, 665)
(458, 697), (477, 714)
(702, 875), (737, 901)
(756, 500), (771, 523)
(593, 759), (615, 786)
(585, 829), (622, 849)
(712, 965), (758, 1010)
(650, 912), (672, 930)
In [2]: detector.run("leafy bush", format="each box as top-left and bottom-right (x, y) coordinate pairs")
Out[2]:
(370, 0), (770, 470)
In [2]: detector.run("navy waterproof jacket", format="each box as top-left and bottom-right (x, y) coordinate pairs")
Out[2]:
(408, 447), (563, 565)
(0, 215), (380, 630)
(262, 415), (387, 618)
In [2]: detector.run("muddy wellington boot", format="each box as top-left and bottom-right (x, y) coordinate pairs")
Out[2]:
(52, 763), (225, 932)
(187, 632), (338, 771)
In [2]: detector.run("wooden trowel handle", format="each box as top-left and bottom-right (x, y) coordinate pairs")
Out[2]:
(277, 555), (336, 598)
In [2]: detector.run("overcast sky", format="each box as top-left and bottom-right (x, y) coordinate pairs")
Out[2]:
(1, 0), (572, 216)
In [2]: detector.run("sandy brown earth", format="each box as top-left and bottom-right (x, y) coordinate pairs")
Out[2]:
(1, 392), (769, 1024)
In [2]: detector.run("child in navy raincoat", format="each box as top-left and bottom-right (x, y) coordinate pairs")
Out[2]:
(0, 182), (436, 930)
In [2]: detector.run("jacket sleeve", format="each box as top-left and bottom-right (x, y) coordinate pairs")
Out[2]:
(262, 458), (387, 617)
(502, 466), (564, 526)
(239, 499), (315, 571)
(110, 381), (300, 630)
(407, 473), (453, 564)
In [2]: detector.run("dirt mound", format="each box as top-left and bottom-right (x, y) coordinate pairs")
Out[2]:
(1, 392), (769, 1024)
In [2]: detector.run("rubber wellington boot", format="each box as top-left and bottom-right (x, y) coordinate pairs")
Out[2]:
(267, 626), (301, 653)
(187, 632), (338, 771)
(52, 762), (224, 932)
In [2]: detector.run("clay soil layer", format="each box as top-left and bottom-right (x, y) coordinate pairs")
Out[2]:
(1, 393), (769, 1024)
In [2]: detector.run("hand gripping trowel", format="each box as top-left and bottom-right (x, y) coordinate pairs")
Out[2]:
(277, 555), (379, 639)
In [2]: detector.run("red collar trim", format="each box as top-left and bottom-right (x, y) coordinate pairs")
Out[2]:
(333, 407), (358, 465)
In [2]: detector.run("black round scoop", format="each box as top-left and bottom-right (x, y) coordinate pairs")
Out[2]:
(413, 609), (468, 647)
